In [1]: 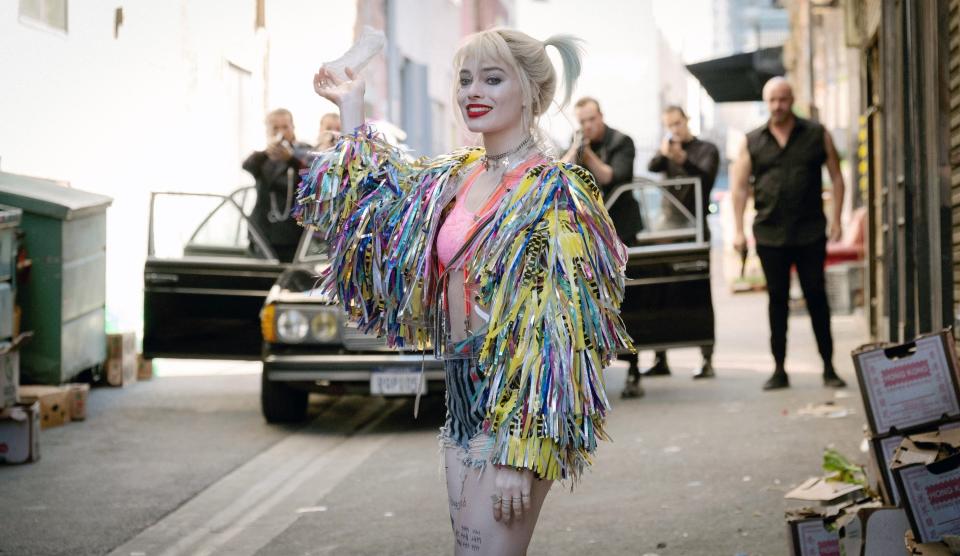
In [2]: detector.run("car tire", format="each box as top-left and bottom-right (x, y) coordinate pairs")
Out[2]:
(261, 372), (309, 423)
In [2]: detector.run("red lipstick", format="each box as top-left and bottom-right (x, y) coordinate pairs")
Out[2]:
(466, 103), (492, 119)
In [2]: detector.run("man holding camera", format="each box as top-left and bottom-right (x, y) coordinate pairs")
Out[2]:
(243, 108), (313, 262)
(562, 97), (645, 397)
(644, 105), (720, 380)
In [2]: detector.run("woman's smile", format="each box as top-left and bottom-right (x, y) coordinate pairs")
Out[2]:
(466, 103), (493, 118)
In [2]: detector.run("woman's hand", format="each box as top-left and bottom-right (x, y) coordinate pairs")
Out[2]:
(492, 466), (533, 523)
(313, 66), (365, 132)
(313, 66), (364, 107)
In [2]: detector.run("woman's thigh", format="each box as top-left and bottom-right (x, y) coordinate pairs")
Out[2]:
(444, 447), (552, 556)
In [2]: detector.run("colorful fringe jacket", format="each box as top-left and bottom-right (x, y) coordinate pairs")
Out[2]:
(295, 124), (634, 481)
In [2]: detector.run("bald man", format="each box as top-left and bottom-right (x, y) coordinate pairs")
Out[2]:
(731, 77), (847, 391)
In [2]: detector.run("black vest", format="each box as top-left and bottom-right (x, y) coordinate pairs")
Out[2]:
(746, 117), (827, 247)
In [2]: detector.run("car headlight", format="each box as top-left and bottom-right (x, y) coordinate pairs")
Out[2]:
(276, 309), (309, 343)
(311, 311), (339, 342)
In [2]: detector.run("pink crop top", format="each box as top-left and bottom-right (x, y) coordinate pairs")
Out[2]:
(436, 176), (480, 269)
(435, 157), (545, 270)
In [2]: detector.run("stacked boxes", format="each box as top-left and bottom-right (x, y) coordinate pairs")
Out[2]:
(852, 328), (960, 546)
(784, 477), (865, 555)
(0, 400), (40, 463)
(106, 333), (137, 387)
(0, 339), (19, 408)
(837, 504), (910, 556)
(890, 428), (960, 544)
(18, 385), (70, 429)
(0, 205), (22, 411)
(0, 333), (29, 410)
(0, 205), (32, 464)
(0, 205), (20, 344)
(786, 509), (843, 556)
(137, 354), (152, 381)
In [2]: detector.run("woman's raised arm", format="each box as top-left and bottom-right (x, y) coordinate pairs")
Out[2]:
(313, 66), (365, 131)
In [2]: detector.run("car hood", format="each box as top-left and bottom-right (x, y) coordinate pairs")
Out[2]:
(267, 262), (333, 304)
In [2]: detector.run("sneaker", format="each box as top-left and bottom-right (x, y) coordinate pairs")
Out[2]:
(762, 372), (790, 390)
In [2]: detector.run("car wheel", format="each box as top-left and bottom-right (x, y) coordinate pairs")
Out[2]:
(261, 372), (309, 423)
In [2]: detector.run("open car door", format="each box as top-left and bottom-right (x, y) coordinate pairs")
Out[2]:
(143, 187), (288, 359)
(606, 178), (715, 350)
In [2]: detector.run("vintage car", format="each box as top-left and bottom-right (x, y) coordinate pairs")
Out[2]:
(257, 231), (443, 422)
(610, 177), (715, 351)
(141, 187), (442, 423)
(142, 177), (712, 422)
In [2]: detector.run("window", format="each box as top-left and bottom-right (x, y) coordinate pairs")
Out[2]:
(19, 0), (68, 33)
(605, 178), (706, 250)
(149, 189), (275, 261)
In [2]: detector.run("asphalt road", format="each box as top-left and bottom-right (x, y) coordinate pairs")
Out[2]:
(0, 288), (871, 556)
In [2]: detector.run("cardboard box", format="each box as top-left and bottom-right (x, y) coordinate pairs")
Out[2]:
(852, 329), (960, 436)
(0, 281), (13, 339)
(137, 355), (152, 381)
(64, 383), (89, 421)
(105, 332), (137, 387)
(785, 476), (865, 507)
(837, 505), (910, 556)
(891, 428), (960, 544)
(18, 385), (70, 429)
(106, 358), (137, 386)
(107, 332), (136, 360)
(0, 401), (40, 463)
(787, 511), (843, 556)
(904, 530), (958, 555)
(0, 333), (29, 408)
(868, 420), (960, 506)
(0, 343), (18, 408)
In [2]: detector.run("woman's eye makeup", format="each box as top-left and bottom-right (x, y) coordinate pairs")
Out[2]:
(485, 77), (502, 85)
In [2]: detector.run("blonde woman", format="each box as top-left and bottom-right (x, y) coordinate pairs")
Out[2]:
(300, 28), (633, 555)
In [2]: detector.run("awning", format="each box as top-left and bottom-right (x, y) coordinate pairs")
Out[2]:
(685, 47), (785, 103)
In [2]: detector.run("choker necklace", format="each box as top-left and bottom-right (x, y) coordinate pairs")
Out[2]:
(482, 135), (534, 170)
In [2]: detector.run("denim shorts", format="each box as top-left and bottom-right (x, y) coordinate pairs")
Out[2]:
(439, 348), (494, 468)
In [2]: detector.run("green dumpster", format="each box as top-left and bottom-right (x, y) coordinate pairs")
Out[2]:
(0, 171), (112, 384)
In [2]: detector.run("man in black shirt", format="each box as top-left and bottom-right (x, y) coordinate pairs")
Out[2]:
(562, 97), (644, 397)
(645, 106), (719, 380)
(243, 108), (313, 263)
(732, 78), (847, 390)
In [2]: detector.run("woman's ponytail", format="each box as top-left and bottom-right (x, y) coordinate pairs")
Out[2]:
(542, 34), (584, 110)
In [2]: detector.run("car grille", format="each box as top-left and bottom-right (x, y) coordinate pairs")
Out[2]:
(340, 323), (393, 352)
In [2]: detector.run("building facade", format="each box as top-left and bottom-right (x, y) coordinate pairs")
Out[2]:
(0, 0), (506, 334)
(785, 0), (958, 343)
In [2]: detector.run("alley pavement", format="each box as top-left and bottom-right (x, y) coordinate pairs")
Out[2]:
(0, 273), (870, 556)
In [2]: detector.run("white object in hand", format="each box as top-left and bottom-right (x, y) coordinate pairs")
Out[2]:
(324, 26), (385, 80)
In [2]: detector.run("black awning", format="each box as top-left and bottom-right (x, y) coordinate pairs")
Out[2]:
(685, 47), (785, 103)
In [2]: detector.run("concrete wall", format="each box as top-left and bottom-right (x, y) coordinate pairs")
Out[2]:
(393, 0), (463, 155)
(265, 1), (357, 147)
(0, 1), (358, 335)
